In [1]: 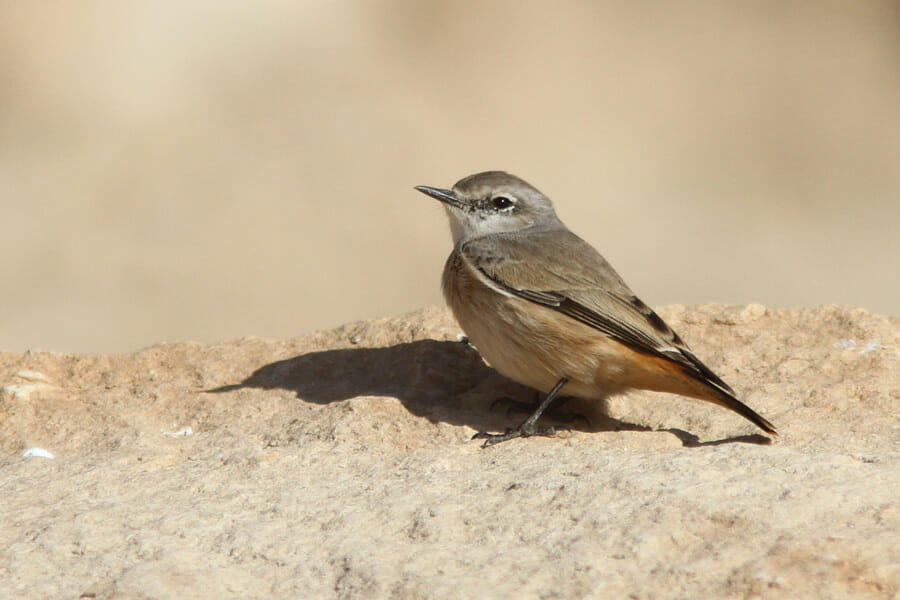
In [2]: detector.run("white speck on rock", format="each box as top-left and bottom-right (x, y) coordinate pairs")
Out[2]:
(162, 427), (193, 438)
(22, 447), (54, 459)
(834, 339), (892, 354)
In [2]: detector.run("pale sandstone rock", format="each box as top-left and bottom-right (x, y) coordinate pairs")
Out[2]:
(0, 305), (897, 599)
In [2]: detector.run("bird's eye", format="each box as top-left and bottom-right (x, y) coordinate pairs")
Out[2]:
(492, 196), (514, 210)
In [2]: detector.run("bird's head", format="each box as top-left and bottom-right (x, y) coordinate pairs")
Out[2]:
(416, 171), (561, 244)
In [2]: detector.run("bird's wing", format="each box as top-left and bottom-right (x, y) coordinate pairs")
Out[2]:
(460, 229), (736, 397)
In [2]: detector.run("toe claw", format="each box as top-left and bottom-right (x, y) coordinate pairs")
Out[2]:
(472, 424), (567, 447)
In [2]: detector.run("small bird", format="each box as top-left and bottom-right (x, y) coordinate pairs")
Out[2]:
(415, 171), (776, 446)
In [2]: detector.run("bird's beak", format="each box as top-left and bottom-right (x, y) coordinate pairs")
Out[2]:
(415, 185), (462, 209)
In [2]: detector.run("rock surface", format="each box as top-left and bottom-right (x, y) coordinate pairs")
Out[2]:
(1, 304), (897, 599)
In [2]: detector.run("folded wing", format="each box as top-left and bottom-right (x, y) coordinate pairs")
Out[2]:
(460, 229), (736, 398)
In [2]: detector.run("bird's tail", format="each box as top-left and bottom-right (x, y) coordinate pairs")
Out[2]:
(700, 387), (777, 435)
(668, 348), (777, 435)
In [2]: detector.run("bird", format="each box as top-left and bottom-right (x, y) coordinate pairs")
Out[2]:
(415, 171), (776, 446)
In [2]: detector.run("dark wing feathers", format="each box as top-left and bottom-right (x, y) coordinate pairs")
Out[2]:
(461, 231), (736, 397)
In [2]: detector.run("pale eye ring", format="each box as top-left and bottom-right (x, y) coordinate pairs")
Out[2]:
(492, 196), (514, 210)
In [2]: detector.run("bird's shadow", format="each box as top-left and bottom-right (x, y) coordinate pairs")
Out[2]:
(662, 428), (771, 447)
(206, 339), (769, 447)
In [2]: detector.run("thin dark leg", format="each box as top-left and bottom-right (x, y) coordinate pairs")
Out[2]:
(473, 377), (570, 447)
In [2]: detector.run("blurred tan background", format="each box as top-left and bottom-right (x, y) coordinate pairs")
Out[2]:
(1, 1), (898, 353)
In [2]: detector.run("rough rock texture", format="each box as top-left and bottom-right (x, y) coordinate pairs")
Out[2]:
(1, 304), (897, 599)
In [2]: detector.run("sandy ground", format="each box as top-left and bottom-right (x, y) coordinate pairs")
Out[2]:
(0, 304), (897, 598)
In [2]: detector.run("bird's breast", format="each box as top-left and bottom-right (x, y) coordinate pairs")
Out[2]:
(441, 250), (614, 395)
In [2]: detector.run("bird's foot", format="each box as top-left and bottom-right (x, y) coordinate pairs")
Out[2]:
(471, 423), (569, 448)
(490, 395), (590, 427)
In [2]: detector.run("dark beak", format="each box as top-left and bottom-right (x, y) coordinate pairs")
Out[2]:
(415, 185), (462, 208)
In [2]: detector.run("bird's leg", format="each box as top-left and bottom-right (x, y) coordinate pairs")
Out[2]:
(474, 377), (570, 447)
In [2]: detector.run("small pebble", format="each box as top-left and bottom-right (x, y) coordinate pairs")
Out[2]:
(22, 447), (54, 459)
(740, 304), (766, 321)
(13, 370), (52, 383)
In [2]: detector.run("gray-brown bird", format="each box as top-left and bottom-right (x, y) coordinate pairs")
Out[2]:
(415, 171), (776, 446)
